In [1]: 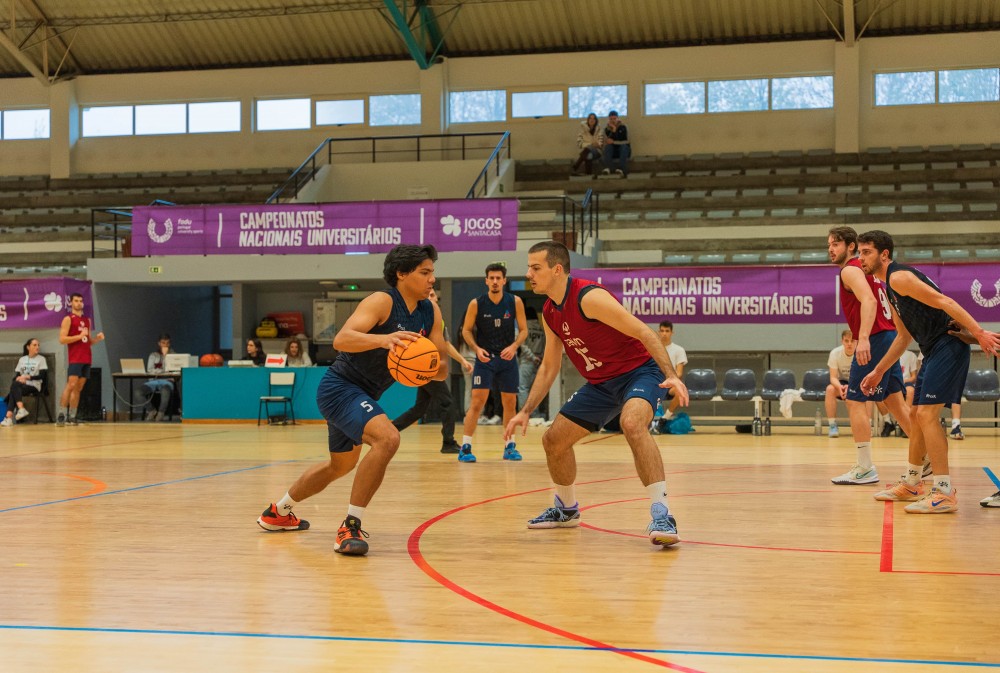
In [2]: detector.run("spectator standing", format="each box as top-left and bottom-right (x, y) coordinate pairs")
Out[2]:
(57, 292), (104, 427)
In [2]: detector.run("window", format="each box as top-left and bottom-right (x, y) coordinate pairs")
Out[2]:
(449, 90), (506, 123)
(939, 68), (1000, 103)
(370, 94), (420, 126)
(2, 108), (50, 139)
(708, 78), (768, 113)
(256, 98), (311, 131)
(771, 76), (834, 110)
(189, 101), (241, 133)
(512, 91), (563, 118)
(645, 82), (705, 115)
(568, 85), (627, 118)
(135, 103), (187, 135)
(875, 71), (935, 106)
(82, 105), (134, 137)
(316, 99), (365, 126)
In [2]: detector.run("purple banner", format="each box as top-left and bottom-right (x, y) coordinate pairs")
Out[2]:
(0, 278), (93, 330)
(575, 263), (1000, 324)
(131, 199), (518, 256)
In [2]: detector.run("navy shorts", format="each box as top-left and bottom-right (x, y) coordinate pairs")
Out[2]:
(315, 369), (385, 453)
(914, 335), (969, 407)
(559, 359), (665, 432)
(471, 354), (519, 393)
(67, 363), (91, 379)
(847, 330), (904, 402)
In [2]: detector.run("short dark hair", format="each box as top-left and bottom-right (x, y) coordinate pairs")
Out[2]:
(828, 226), (858, 254)
(70, 292), (83, 301)
(158, 333), (171, 342)
(608, 110), (619, 117)
(857, 229), (894, 259)
(659, 320), (674, 329)
(485, 262), (507, 277)
(383, 244), (437, 287)
(528, 240), (571, 272)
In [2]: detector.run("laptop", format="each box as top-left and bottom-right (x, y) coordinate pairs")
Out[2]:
(164, 353), (192, 373)
(120, 358), (147, 375)
(227, 360), (256, 368)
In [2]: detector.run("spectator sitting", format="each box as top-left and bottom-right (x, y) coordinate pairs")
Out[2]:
(245, 338), (266, 366)
(571, 112), (604, 176)
(141, 333), (176, 422)
(601, 110), (630, 177)
(284, 338), (312, 367)
(1, 337), (47, 427)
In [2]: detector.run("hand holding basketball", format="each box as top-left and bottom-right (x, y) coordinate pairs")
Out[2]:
(387, 336), (440, 387)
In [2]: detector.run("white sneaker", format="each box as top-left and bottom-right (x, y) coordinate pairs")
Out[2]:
(0, 417), (12, 427)
(981, 490), (1000, 508)
(831, 464), (879, 485)
(528, 417), (545, 427)
(485, 415), (501, 425)
(14, 407), (29, 421)
(828, 422), (839, 438)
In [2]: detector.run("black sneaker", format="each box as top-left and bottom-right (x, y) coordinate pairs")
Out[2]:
(56, 413), (66, 427)
(880, 422), (895, 438)
(66, 417), (79, 426)
(440, 440), (461, 454)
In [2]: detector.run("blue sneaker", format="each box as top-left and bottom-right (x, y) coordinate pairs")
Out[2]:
(527, 499), (581, 529)
(647, 502), (680, 547)
(458, 444), (477, 463)
(502, 442), (522, 461)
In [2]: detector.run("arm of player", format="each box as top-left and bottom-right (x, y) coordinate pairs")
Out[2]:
(840, 265), (874, 365)
(500, 296), (529, 361)
(333, 293), (417, 352)
(505, 319), (563, 440)
(428, 302), (450, 381)
(891, 270), (1000, 356)
(58, 315), (78, 345)
(580, 288), (689, 407)
(860, 303), (913, 395)
(461, 299), (490, 362)
(445, 340), (473, 373)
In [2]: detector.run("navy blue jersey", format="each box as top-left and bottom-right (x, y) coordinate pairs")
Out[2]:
(885, 260), (952, 356)
(474, 292), (517, 355)
(331, 288), (435, 398)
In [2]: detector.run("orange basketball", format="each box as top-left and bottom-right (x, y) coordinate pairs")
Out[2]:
(199, 353), (224, 367)
(387, 336), (439, 387)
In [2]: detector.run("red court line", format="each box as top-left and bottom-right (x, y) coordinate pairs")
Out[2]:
(0, 470), (107, 498)
(880, 501), (894, 572)
(407, 482), (708, 672)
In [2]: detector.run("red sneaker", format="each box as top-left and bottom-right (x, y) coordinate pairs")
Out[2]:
(334, 516), (369, 555)
(257, 504), (310, 531)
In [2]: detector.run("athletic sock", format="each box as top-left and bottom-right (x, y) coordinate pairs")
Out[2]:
(951, 418), (960, 429)
(934, 476), (953, 495)
(645, 481), (669, 512)
(905, 463), (922, 486)
(276, 492), (298, 516)
(58, 406), (68, 417)
(347, 504), (366, 520)
(555, 485), (577, 510)
(68, 407), (78, 420)
(462, 435), (473, 446)
(856, 442), (872, 469)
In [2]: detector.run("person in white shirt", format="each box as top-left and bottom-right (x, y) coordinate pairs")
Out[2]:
(283, 338), (313, 367)
(2, 338), (48, 427)
(825, 330), (856, 438)
(142, 333), (175, 422)
(658, 320), (688, 416)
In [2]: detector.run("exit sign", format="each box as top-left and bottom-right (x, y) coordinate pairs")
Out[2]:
(148, 266), (163, 274)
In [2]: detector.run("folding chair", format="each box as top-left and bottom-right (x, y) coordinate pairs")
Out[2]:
(21, 370), (53, 424)
(258, 371), (296, 425)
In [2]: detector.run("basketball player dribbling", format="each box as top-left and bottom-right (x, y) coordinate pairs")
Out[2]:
(256, 245), (449, 555)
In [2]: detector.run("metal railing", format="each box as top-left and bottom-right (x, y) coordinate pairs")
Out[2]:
(90, 199), (174, 258)
(514, 190), (599, 255)
(267, 132), (511, 204)
(465, 131), (511, 199)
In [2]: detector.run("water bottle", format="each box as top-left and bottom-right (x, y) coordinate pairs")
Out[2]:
(814, 409), (823, 436)
(763, 417), (771, 436)
(752, 417), (762, 436)
(101, 406), (107, 422)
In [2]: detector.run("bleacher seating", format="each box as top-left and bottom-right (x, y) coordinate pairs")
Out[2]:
(800, 369), (830, 402)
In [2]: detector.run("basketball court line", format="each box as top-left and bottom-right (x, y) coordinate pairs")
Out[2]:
(0, 429), (233, 460)
(0, 470), (107, 498)
(984, 466), (1000, 489)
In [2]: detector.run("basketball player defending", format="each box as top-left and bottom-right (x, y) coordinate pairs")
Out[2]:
(459, 262), (528, 463)
(58, 292), (105, 426)
(257, 245), (449, 554)
(858, 230), (1000, 512)
(505, 241), (690, 547)
(827, 226), (912, 485)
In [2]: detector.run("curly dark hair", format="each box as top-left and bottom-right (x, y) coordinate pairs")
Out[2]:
(383, 245), (438, 287)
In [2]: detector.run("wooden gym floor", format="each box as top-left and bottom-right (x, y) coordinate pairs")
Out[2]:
(1, 421), (998, 672)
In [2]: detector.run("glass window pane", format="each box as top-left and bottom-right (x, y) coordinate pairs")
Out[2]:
(568, 85), (628, 118)
(2, 108), (50, 139)
(708, 79), (768, 113)
(874, 71), (935, 106)
(645, 82), (705, 115)
(316, 99), (365, 126)
(512, 91), (563, 118)
(82, 105), (134, 137)
(449, 90), (506, 123)
(370, 94), (421, 126)
(256, 98), (311, 131)
(939, 68), (1000, 103)
(771, 76), (833, 110)
(135, 103), (187, 135)
(188, 101), (241, 133)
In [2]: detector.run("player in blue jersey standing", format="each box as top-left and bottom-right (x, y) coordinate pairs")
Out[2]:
(256, 245), (449, 555)
(459, 262), (528, 463)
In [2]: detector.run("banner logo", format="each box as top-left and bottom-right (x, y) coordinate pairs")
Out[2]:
(440, 215), (462, 237)
(148, 217), (174, 244)
(43, 292), (63, 312)
(971, 278), (1000, 308)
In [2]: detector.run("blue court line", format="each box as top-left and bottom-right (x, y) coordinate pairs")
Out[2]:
(0, 624), (997, 668)
(984, 466), (1000, 490)
(0, 460), (299, 514)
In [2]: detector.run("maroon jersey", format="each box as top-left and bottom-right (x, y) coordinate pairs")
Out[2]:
(840, 257), (895, 340)
(542, 277), (652, 384)
(66, 313), (93, 365)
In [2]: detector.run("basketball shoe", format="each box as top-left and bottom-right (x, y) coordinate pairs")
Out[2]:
(14, 407), (29, 421)
(56, 413), (66, 427)
(980, 491), (1000, 508)
(828, 421), (839, 438)
(257, 504), (310, 531)
(949, 424), (964, 440)
(502, 442), (522, 461)
(458, 443), (477, 463)
(903, 487), (958, 514)
(874, 479), (926, 501)
(831, 464), (878, 485)
(647, 502), (680, 547)
(334, 516), (369, 555)
(527, 496), (580, 529)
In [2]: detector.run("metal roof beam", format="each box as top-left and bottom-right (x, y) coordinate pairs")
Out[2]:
(0, 26), (48, 84)
(844, 0), (856, 46)
(381, 0), (448, 69)
(19, 0), (82, 73)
